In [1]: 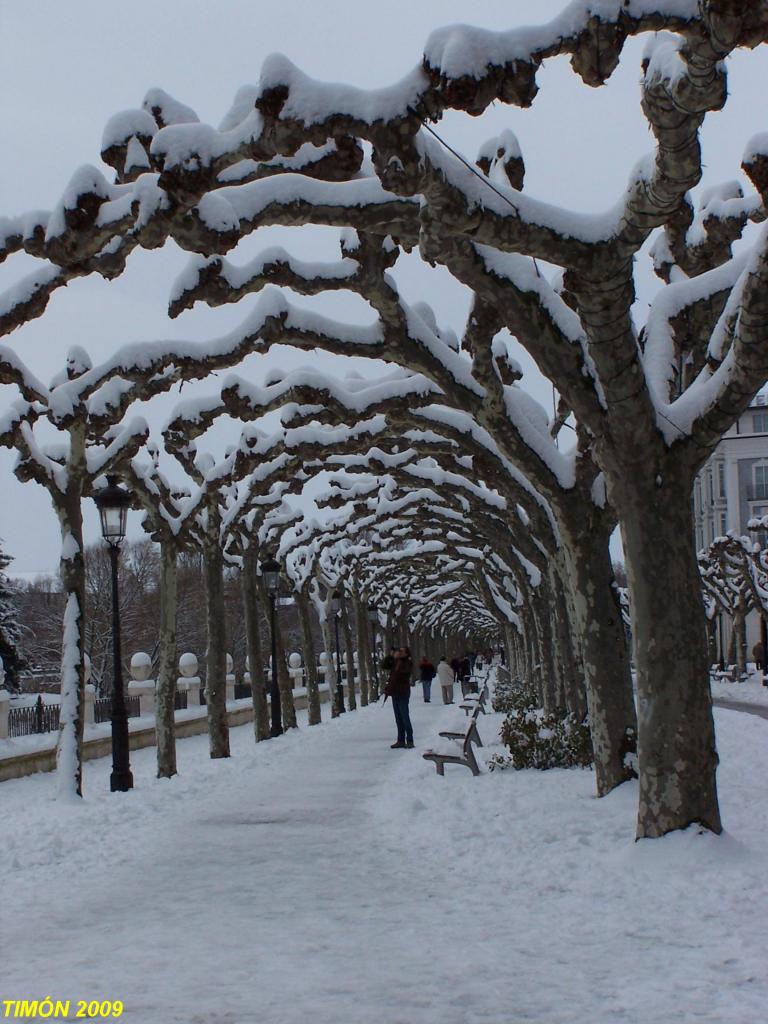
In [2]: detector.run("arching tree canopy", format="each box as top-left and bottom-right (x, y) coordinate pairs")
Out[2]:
(2, 0), (768, 837)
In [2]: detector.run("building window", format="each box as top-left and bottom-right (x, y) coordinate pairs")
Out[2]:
(719, 512), (727, 536)
(753, 412), (768, 433)
(754, 465), (768, 501)
(696, 526), (703, 552)
(717, 461), (725, 498)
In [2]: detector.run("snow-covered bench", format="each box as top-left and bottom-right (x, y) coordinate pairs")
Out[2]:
(460, 680), (489, 716)
(422, 704), (484, 777)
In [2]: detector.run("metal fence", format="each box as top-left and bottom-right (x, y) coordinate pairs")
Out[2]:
(94, 695), (140, 724)
(174, 690), (188, 711)
(233, 682), (252, 700)
(8, 697), (61, 738)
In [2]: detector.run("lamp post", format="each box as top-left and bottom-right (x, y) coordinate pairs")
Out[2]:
(93, 475), (133, 793)
(331, 590), (346, 714)
(261, 553), (282, 737)
(367, 603), (379, 699)
(718, 611), (726, 672)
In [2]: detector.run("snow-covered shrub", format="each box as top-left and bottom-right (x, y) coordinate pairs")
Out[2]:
(499, 694), (593, 771)
(487, 752), (514, 772)
(491, 671), (527, 714)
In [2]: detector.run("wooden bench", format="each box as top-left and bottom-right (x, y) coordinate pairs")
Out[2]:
(422, 704), (483, 776)
(462, 663), (493, 691)
(460, 681), (489, 716)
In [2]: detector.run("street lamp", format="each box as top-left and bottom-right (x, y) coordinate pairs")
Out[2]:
(261, 553), (282, 737)
(367, 603), (379, 699)
(331, 590), (346, 714)
(93, 475), (133, 793)
(718, 611), (726, 673)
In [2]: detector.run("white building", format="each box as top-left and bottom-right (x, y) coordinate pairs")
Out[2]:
(694, 395), (768, 651)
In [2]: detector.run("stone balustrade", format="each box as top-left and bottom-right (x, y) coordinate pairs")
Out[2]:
(0, 647), (367, 741)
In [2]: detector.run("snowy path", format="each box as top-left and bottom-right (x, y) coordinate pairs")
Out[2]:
(3, 695), (768, 1024)
(714, 697), (768, 720)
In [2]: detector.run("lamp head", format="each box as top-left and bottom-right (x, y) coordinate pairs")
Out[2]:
(260, 553), (281, 595)
(93, 475), (131, 547)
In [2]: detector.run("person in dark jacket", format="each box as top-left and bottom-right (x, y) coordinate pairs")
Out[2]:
(385, 646), (414, 748)
(419, 656), (436, 702)
(753, 641), (765, 671)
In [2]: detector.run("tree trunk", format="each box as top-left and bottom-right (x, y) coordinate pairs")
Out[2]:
(503, 624), (517, 677)
(242, 555), (269, 741)
(203, 540), (229, 759)
(155, 540), (178, 778)
(528, 599), (553, 709)
(341, 599), (357, 711)
(706, 614), (718, 669)
(400, 611), (411, 652)
(560, 525), (637, 796)
(54, 479), (86, 799)
(735, 597), (748, 678)
(536, 574), (565, 710)
(369, 612), (380, 701)
(410, 626), (422, 679)
(619, 483), (721, 838)
(383, 621), (394, 661)
(727, 623), (736, 666)
(549, 560), (586, 719)
(297, 592), (321, 725)
(319, 611), (339, 717)
(275, 624), (297, 729)
(352, 594), (370, 707)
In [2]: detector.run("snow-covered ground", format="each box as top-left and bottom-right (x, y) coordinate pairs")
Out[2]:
(8, 691), (62, 707)
(711, 667), (768, 709)
(2, 687), (767, 1024)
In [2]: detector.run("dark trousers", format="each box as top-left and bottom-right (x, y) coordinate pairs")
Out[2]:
(392, 694), (413, 744)
(421, 679), (432, 702)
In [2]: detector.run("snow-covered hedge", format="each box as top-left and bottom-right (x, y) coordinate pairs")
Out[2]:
(493, 687), (593, 772)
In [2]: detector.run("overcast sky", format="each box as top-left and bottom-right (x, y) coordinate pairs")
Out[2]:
(1, 0), (766, 577)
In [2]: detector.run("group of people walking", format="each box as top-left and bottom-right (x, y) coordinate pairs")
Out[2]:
(381, 647), (480, 750)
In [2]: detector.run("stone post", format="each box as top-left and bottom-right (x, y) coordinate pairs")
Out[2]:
(226, 652), (236, 703)
(178, 652), (201, 707)
(84, 684), (96, 725)
(318, 651), (329, 695)
(83, 653), (95, 725)
(128, 652), (156, 718)
(288, 652), (303, 690)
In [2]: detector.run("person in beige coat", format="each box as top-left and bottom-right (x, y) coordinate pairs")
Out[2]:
(436, 657), (455, 704)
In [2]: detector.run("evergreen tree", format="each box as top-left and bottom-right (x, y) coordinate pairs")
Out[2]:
(0, 539), (23, 689)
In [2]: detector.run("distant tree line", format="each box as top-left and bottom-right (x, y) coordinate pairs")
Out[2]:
(11, 538), (316, 694)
